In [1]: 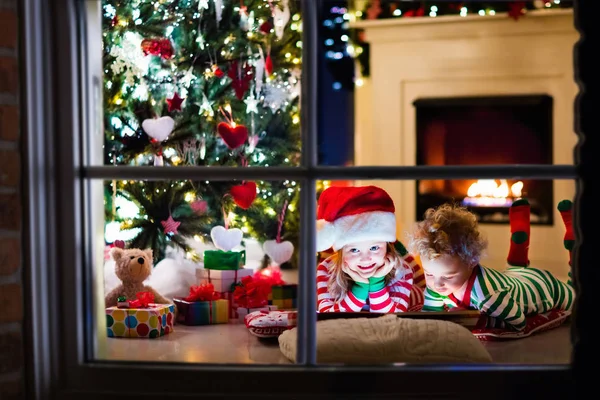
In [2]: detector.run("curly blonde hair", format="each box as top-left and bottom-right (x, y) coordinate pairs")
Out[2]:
(407, 202), (488, 267)
(327, 243), (406, 301)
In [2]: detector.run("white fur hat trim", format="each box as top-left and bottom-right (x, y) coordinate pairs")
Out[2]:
(316, 211), (396, 252)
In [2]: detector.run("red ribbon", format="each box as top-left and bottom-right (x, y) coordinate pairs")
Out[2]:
(128, 291), (155, 308)
(253, 267), (285, 287)
(233, 276), (270, 308)
(184, 282), (221, 302)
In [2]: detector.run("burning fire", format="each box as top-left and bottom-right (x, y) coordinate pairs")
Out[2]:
(462, 179), (523, 207)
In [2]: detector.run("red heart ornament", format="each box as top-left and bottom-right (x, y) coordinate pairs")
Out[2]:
(230, 182), (257, 209)
(217, 122), (248, 149)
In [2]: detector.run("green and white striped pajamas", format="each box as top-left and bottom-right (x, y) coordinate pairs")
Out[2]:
(423, 265), (575, 331)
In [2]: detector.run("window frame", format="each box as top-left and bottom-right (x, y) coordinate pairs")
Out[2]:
(21, 0), (593, 398)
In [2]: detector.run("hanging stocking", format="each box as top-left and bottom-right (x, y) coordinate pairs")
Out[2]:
(557, 199), (574, 286)
(507, 198), (530, 267)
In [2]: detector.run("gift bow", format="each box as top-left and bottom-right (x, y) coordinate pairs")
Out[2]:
(233, 276), (270, 308)
(184, 282), (221, 302)
(253, 267), (285, 286)
(128, 291), (155, 308)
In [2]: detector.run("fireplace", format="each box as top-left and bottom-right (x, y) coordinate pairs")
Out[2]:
(352, 9), (576, 278)
(415, 95), (553, 225)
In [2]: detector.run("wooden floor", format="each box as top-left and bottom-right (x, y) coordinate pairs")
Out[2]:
(98, 321), (572, 365)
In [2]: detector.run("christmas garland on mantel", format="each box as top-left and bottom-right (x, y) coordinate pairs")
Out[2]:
(337, 1), (574, 79)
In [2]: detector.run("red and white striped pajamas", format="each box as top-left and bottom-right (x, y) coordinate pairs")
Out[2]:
(317, 253), (424, 313)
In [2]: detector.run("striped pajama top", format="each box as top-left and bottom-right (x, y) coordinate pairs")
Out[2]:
(317, 252), (424, 313)
(423, 264), (575, 330)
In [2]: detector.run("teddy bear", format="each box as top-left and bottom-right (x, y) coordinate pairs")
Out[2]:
(105, 247), (173, 308)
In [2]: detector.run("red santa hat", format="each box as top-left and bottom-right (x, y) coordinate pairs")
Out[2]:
(316, 185), (397, 252)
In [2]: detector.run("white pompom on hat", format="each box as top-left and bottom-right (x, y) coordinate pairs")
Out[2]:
(316, 185), (397, 252)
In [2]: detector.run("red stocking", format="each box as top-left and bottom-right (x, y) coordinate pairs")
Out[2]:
(507, 198), (530, 267)
(558, 200), (574, 286)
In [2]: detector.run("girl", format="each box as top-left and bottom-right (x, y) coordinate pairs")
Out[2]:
(316, 185), (424, 313)
(406, 199), (575, 331)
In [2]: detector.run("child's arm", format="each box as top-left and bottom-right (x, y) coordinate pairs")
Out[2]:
(386, 267), (421, 312)
(422, 288), (446, 312)
(317, 261), (368, 312)
(478, 291), (526, 331)
(407, 285), (424, 311)
(368, 279), (396, 313)
(397, 244), (426, 291)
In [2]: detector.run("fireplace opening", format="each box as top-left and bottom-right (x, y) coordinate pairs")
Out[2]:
(414, 95), (553, 225)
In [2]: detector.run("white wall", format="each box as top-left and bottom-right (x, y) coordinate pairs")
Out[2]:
(352, 10), (577, 280)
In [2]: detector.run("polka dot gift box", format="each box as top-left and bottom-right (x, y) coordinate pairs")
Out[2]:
(106, 304), (175, 339)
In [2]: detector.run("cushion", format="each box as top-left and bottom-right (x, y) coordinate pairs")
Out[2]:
(245, 310), (297, 338)
(278, 314), (492, 364)
(471, 310), (570, 341)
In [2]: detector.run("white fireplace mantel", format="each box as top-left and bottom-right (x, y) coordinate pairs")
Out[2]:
(351, 9), (577, 279)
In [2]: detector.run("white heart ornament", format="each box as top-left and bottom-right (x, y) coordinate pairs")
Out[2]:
(263, 240), (294, 265)
(142, 116), (175, 142)
(210, 225), (243, 251)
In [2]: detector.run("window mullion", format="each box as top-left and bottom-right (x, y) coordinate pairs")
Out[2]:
(296, 0), (320, 366)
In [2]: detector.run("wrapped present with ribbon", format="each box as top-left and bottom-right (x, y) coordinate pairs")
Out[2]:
(106, 292), (175, 339)
(218, 291), (238, 320)
(233, 275), (274, 322)
(196, 267), (254, 292)
(271, 284), (298, 309)
(173, 283), (229, 325)
(203, 249), (246, 270)
(252, 267), (286, 304)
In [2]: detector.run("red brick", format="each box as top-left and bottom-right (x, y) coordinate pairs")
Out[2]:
(0, 330), (23, 373)
(0, 150), (19, 186)
(0, 238), (20, 276)
(0, 11), (18, 49)
(0, 106), (19, 141)
(0, 283), (22, 322)
(0, 57), (18, 94)
(0, 379), (24, 400)
(0, 193), (20, 230)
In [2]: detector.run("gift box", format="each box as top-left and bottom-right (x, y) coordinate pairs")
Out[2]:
(218, 291), (238, 320)
(197, 267), (254, 292)
(272, 284), (297, 299)
(272, 298), (296, 309)
(173, 297), (229, 325)
(203, 250), (246, 270)
(106, 303), (175, 338)
(271, 284), (297, 309)
(237, 305), (278, 322)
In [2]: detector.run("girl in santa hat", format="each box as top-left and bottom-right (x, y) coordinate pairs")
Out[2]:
(316, 185), (424, 313)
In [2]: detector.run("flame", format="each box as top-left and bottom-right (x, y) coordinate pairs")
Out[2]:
(463, 179), (523, 207)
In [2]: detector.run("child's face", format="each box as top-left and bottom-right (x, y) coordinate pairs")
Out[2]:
(421, 255), (473, 296)
(342, 241), (387, 278)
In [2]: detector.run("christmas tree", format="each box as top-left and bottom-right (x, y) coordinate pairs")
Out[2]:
(102, 0), (302, 266)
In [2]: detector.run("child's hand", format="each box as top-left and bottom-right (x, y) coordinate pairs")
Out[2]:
(372, 255), (397, 278)
(342, 262), (369, 284)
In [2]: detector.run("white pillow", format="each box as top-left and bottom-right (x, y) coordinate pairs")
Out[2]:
(278, 314), (492, 364)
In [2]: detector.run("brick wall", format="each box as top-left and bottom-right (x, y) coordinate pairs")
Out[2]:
(0, 0), (25, 398)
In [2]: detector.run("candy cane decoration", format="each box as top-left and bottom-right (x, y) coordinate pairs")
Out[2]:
(276, 200), (288, 243)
